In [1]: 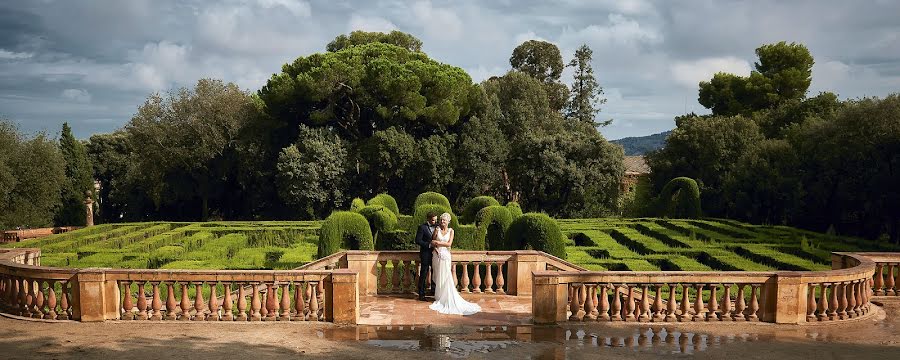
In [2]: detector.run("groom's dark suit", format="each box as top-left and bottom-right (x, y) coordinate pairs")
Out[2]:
(415, 222), (437, 299)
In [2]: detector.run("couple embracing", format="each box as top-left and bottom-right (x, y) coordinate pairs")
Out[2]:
(414, 212), (482, 315)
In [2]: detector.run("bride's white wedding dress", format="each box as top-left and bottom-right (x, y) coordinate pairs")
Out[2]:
(429, 228), (482, 315)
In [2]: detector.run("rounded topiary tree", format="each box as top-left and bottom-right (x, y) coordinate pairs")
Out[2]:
(461, 195), (500, 224)
(413, 203), (459, 230)
(357, 205), (398, 236)
(317, 211), (374, 258)
(506, 201), (523, 220)
(474, 205), (512, 250)
(657, 177), (701, 219)
(350, 198), (366, 212)
(367, 193), (400, 217)
(506, 212), (567, 259)
(413, 191), (451, 212)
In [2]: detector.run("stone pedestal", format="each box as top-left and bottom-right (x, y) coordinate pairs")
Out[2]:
(532, 273), (567, 324)
(326, 269), (359, 325)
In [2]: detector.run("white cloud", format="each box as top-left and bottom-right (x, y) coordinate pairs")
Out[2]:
(0, 49), (34, 60)
(465, 65), (508, 82)
(559, 14), (662, 48)
(670, 56), (752, 89)
(61, 88), (92, 103)
(253, 0), (311, 17)
(411, 1), (463, 40)
(348, 15), (397, 33)
(513, 31), (548, 46)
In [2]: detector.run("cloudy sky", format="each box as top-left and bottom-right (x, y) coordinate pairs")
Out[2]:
(1, 0), (899, 140)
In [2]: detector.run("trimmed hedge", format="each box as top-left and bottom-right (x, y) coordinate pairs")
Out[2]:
(350, 198), (366, 212)
(413, 204), (459, 229)
(367, 193), (400, 217)
(375, 229), (415, 251)
(452, 225), (479, 250)
(506, 213), (567, 259)
(474, 205), (513, 250)
(657, 177), (701, 219)
(413, 191), (452, 212)
(358, 205), (398, 235)
(317, 211), (374, 258)
(506, 201), (523, 219)
(461, 196), (500, 224)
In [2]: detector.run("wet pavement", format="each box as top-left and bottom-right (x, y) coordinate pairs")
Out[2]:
(359, 294), (532, 325)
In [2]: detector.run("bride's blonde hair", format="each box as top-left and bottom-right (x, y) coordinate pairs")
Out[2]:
(439, 212), (452, 225)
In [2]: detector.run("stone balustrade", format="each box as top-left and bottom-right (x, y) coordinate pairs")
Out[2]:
(846, 253), (900, 297)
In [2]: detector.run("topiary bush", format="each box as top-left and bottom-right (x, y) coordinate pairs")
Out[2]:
(413, 204), (459, 230)
(367, 193), (400, 217)
(375, 229), (415, 250)
(506, 212), (567, 259)
(506, 201), (523, 219)
(413, 191), (452, 212)
(452, 225), (478, 250)
(656, 177), (701, 219)
(350, 198), (366, 212)
(317, 211), (374, 258)
(474, 205), (513, 250)
(357, 205), (398, 238)
(461, 195), (501, 224)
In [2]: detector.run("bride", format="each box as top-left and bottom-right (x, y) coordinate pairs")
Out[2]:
(429, 212), (482, 315)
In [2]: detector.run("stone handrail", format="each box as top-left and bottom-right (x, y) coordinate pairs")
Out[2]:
(533, 252), (877, 325)
(845, 252), (900, 296)
(0, 248), (358, 324)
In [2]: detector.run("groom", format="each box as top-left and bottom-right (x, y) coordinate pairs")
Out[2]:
(414, 212), (438, 301)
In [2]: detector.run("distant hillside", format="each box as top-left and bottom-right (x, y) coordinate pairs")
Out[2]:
(611, 130), (672, 156)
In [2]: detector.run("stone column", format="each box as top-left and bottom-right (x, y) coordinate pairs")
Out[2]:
(533, 272), (567, 324)
(71, 269), (118, 322)
(325, 269), (359, 325)
(344, 252), (377, 296)
(509, 251), (546, 296)
(771, 273), (805, 324)
(84, 191), (95, 227)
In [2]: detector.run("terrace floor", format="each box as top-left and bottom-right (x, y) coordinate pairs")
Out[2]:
(358, 294), (533, 326)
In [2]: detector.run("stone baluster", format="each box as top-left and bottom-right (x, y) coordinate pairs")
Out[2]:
(885, 264), (896, 295)
(193, 282), (206, 321)
(237, 284), (248, 321)
(837, 282), (848, 320)
(678, 284), (691, 322)
(585, 284), (597, 321)
(484, 262), (495, 294)
(652, 284), (664, 321)
(250, 283), (262, 321)
(278, 283), (291, 321)
(806, 283), (817, 322)
(135, 281), (148, 320)
(610, 284), (622, 321)
(568, 284), (582, 321)
(638, 284), (650, 322)
(589, 284), (599, 320)
(734, 284), (746, 321)
(150, 282), (162, 320)
(707, 284), (719, 321)
(598, 284), (610, 321)
(59, 281), (70, 320)
(222, 283), (234, 321)
(260, 288), (268, 319)
(625, 285), (636, 321)
(402, 261), (414, 293)
(451, 261), (458, 289)
(266, 283), (279, 321)
(17, 278), (26, 317)
(45, 280), (57, 320)
(721, 284), (733, 322)
(472, 262), (482, 293)
(747, 284), (760, 321)
(165, 282), (177, 320)
(827, 283), (838, 320)
(848, 281), (859, 318)
(460, 263), (470, 293)
(316, 280), (325, 319)
(208, 283), (219, 321)
(874, 264), (885, 295)
(391, 260), (402, 293)
(309, 281), (319, 321)
(692, 284), (706, 322)
(293, 282), (306, 321)
(855, 280), (865, 316)
(378, 261), (389, 292)
(37, 281), (48, 319)
(664, 283), (677, 322)
(121, 281), (134, 320)
(816, 283), (829, 321)
(180, 283), (191, 321)
(25, 279), (36, 318)
(305, 282), (313, 319)
(496, 262), (506, 295)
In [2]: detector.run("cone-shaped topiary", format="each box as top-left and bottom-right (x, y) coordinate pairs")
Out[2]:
(358, 205), (398, 236)
(350, 198), (366, 212)
(317, 211), (374, 258)
(474, 205), (512, 250)
(367, 193), (400, 217)
(413, 204), (459, 230)
(506, 212), (567, 259)
(413, 191), (451, 212)
(656, 177), (701, 219)
(506, 201), (523, 220)
(461, 195), (500, 224)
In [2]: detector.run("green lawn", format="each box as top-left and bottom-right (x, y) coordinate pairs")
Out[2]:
(4, 218), (895, 271)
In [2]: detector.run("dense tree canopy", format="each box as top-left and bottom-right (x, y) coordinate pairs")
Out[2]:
(0, 119), (65, 228)
(55, 122), (94, 226)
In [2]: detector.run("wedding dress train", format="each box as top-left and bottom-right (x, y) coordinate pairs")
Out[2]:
(429, 228), (482, 315)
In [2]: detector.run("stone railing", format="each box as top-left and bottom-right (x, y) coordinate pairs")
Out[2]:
(533, 252), (878, 325)
(849, 253), (900, 297)
(0, 248), (358, 324)
(299, 250), (584, 296)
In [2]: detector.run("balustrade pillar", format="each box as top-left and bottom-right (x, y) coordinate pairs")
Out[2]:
(625, 285), (636, 321)
(293, 282), (306, 321)
(121, 281), (134, 320)
(180, 283), (191, 321)
(222, 283), (234, 321)
(45, 280), (57, 320)
(721, 284), (733, 322)
(378, 261), (389, 293)
(208, 283), (219, 321)
(707, 284), (719, 321)
(193, 282), (206, 321)
(837, 282), (848, 320)
(816, 283), (829, 321)
(748, 284), (760, 321)
(887, 264), (896, 296)
(265, 283), (278, 321)
(391, 260), (401, 293)
(678, 284), (691, 322)
(734, 285), (746, 321)
(874, 264), (885, 295)
(237, 284), (248, 321)
(35, 281), (46, 319)
(568, 284), (583, 321)
(279, 283), (291, 321)
(652, 284), (664, 322)
(250, 283), (262, 321)
(135, 281), (148, 320)
(165, 283), (177, 320)
(692, 284), (706, 322)
(484, 263), (495, 294)
(827, 283), (838, 320)
(496, 262), (506, 295)
(610, 284), (622, 321)
(585, 284), (597, 321)
(806, 283), (816, 322)
(664, 283), (677, 322)
(598, 284), (610, 321)
(638, 284), (650, 322)
(472, 262), (482, 293)
(309, 281), (319, 321)
(150, 282), (162, 320)
(460, 263), (470, 293)
(59, 281), (70, 320)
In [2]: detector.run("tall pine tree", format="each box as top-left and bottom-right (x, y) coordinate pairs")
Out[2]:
(565, 44), (609, 127)
(55, 122), (94, 226)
